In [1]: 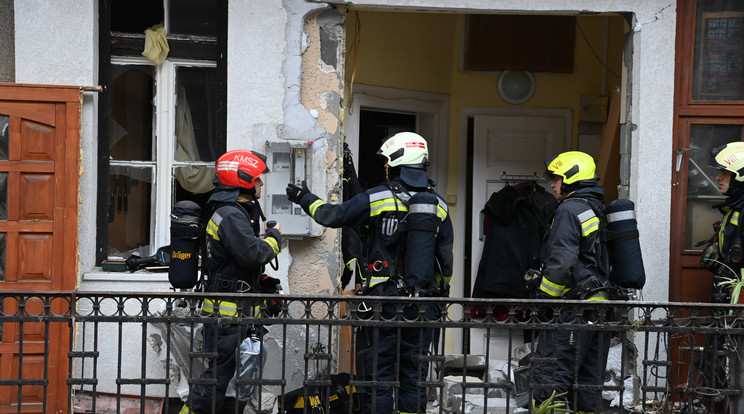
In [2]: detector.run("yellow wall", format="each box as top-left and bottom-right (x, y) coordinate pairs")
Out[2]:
(345, 10), (627, 195)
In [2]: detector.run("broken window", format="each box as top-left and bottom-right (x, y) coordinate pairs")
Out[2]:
(98, 0), (226, 263)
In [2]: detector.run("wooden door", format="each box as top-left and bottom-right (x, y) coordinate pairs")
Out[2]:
(0, 83), (80, 413)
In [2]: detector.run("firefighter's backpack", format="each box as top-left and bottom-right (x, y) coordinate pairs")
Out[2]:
(168, 200), (203, 289)
(571, 197), (646, 291)
(401, 191), (441, 293)
(604, 198), (646, 290)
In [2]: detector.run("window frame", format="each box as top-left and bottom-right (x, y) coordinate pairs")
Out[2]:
(670, 0), (744, 301)
(97, 0), (227, 264)
(109, 57), (218, 256)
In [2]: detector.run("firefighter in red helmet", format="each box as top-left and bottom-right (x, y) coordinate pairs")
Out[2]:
(182, 149), (282, 414)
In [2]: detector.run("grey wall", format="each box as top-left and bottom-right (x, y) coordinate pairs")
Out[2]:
(0, 0), (15, 82)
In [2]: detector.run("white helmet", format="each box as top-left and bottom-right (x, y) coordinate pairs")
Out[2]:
(713, 141), (744, 182)
(378, 132), (429, 168)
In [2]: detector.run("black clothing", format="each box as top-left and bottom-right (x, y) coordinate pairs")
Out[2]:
(204, 197), (280, 292)
(399, 166), (431, 188)
(185, 189), (280, 413)
(537, 186), (608, 298)
(290, 176), (453, 414)
(341, 143), (364, 289)
(532, 185), (610, 413)
(472, 183), (556, 299)
(715, 189), (744, 274)
(294, 177), (453, 291)
(531, 309), (611, 412)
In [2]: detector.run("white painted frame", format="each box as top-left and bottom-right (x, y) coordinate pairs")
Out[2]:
(110, 57), (217, 256)
(345, 84), (449, 196)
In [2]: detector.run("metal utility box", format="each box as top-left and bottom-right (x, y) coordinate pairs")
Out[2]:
(264, 142), (321, 237)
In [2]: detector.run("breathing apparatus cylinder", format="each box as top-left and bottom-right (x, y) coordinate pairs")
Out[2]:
(403, 192), (440, 293)
(605, 199), (646, 289)
(168, 200), (202, 289)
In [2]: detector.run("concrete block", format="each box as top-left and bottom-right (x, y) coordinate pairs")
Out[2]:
(448, 394), (509, 414)
(444, 354), (487, 370)
(442, 375), (483, 411)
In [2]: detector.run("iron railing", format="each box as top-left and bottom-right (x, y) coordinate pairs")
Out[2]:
(0, 291), (743, 414)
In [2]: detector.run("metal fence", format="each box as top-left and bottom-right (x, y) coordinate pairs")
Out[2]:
(1, 291), (743, 414)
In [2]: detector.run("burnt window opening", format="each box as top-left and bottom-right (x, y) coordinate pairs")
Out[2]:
(97, 0), (227, 264)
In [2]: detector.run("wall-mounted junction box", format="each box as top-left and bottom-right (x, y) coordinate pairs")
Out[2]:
(264, 142), (321, 238)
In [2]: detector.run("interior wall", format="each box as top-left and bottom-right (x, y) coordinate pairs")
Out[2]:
(345, 11), (627, 199)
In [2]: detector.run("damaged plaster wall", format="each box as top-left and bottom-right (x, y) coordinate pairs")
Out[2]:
(228, 1), (349, 388)
(0, 0), (14, 82)
(288, 7), (348, 297)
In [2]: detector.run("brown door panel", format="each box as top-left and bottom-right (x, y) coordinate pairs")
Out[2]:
(0, 83), (80, 413)
(0, 102), (56, 126)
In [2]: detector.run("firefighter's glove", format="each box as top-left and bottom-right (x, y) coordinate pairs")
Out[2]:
(524, 269), (541, 298)
(535, 290), (554, 322)
(699, 243), (721, 272)
(260, 275), (283, 317)
(260, 275), (282, 294)
(286, 181), (310, 204)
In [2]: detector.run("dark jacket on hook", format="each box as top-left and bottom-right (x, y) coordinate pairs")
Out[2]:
(472, 182), (557, 298)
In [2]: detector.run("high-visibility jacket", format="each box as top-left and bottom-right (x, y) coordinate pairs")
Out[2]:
(203, 189), (281, 301)
(538, 186), (609, 301)
(716, 191), (744, 270)
(295, 178), (454, 291)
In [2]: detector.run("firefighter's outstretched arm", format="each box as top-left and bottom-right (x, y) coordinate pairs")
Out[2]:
(286, 181), (368, 228)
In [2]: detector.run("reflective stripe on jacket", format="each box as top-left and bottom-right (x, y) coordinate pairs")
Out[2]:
(297, 179), (454, 290)
(204, 199), (281, 292)
(202, 298), (261, 317)
(539, 187), (607, 300)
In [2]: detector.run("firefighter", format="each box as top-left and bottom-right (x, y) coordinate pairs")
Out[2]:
(531, 151), (611, 414)
(181, 149), (282, 414)
(286, 132), (454, 414)
(709, 141), (744, 301)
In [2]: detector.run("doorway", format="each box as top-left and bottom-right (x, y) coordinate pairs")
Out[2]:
(357, 110), (416, 189)
(464, 109), (570, 357)
(345, 85), (449, 196)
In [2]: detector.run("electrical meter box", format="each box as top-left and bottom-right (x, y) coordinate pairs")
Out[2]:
(264, 142), (321, 237)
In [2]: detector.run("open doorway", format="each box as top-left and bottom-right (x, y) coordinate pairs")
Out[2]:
(344, 11), (628, 356)
(345, 85), (449, 196)
(357, 109), (416, 189)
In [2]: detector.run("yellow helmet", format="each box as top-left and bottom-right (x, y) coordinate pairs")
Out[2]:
(712, 141), (744, 183)
(544, 151), (597, 185)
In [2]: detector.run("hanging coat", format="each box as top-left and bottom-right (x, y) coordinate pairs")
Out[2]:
(472, 182), (557, 299)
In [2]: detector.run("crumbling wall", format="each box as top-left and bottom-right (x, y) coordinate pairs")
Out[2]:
(0, 0), (14, 82)
(287, 6), (348, 297)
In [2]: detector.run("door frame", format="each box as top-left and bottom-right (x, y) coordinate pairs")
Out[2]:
(345, 84), (449, 197)
(454, 107), (571, 353)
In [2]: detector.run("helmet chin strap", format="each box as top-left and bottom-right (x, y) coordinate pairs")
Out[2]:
(726, 179), (744, 196)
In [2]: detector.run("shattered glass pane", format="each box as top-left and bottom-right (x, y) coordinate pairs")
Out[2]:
(169, 0), (220, 37)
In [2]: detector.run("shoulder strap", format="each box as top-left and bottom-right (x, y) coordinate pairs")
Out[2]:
(198, 201), (253, 291)
(563, 197), (611, 278)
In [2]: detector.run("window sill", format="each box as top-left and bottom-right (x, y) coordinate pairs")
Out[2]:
(83, 270), (170, 283)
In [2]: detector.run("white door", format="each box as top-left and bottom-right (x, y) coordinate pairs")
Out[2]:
(469, 113), (567, 359)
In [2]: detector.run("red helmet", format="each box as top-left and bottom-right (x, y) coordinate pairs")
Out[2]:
(215, 149), (269, 190)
